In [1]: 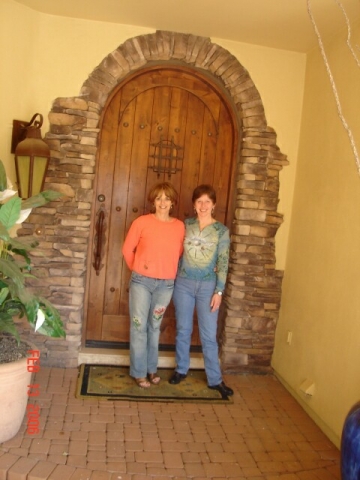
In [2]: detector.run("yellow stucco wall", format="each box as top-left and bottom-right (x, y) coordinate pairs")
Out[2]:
(272, 22), (360, 447)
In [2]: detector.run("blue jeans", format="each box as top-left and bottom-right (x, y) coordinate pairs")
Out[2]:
(129, 272), (174, 378)
(173, 276), (222, 386)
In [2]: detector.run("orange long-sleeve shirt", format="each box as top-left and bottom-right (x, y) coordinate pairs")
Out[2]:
(122, 214), (185, 280)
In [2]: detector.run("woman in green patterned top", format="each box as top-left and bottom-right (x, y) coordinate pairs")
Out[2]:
(169, 185), (234, 398)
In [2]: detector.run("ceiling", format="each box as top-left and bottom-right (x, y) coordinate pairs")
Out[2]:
(13, 0), (360, 53)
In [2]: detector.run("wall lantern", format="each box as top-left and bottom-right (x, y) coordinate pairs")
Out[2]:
(11, 113), (50, 199)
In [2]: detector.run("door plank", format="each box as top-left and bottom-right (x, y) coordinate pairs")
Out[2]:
(146, 86), (172, 192)
(198, 107), (218, 187)
(104, 93), (137, 316)
(214, 103), (235, 225)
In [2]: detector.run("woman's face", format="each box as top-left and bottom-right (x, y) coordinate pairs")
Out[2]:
(194, 194), (215, 218)
(154, 191), (172, 215)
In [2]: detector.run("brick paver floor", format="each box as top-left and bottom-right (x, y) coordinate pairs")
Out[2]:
(0, 367), (341, 479)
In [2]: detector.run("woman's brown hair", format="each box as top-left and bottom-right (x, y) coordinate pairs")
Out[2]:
(147, 182), (179, 205)
(192, 184), (216, 204)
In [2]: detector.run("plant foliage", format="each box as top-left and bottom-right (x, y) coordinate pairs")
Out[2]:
(0, 159), (65, 342)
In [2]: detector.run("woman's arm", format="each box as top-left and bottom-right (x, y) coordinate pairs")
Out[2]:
(122, 219), (141, 270)
(215, 227), (230, 293)
(210, 226), (230, 312)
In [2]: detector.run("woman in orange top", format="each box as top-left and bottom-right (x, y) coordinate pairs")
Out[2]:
(122, 182), (185, 388)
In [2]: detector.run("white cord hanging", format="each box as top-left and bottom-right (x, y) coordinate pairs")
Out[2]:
(307, 0), (360, 176)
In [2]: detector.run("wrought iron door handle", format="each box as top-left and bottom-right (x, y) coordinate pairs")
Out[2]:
(93, 210), (105, 276)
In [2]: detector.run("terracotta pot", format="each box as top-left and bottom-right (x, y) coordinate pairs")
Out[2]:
(341, 401), (360, 480)
(0, 350), (34, 443)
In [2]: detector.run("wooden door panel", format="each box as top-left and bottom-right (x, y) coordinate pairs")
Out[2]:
(176, 95), (205, 220)
(214, 103), (234, 223)
(166, 88), (188, 212)
(115, 100), (139, 317)
(102, 314), (130, 342)
(126, 90), (154, 217)
(86, 93), (120, 340)
(146, 86), (172, 192)
(104, 93), (141, 317)
(198, 109), (218, 187)
(85, 67), (237, 349)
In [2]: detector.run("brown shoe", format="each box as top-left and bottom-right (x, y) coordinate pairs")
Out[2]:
(148, 373), (161, 385)
(135, 378), (151, 388)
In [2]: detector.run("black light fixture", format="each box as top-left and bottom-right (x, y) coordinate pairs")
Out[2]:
(11, 113), (50, 199)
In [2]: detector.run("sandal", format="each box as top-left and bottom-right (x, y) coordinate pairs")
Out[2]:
(135, 378), (151, 389)
(148, 373), (161, 385)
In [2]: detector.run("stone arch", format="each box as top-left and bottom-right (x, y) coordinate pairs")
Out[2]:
(21, 31), (288, 372)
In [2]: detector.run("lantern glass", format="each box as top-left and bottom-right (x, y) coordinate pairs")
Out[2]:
(16, 155), (49, 199)
(16, 156), (30, 199)
(32, 156), (48, 196)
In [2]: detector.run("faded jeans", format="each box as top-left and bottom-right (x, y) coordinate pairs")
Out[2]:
(173, 276), (222, 386)
(129, 272), (174, 378)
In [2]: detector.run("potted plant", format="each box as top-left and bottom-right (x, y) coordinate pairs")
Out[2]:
(0, 159), (65, 443)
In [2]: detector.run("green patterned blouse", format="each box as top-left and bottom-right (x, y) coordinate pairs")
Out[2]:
(177, 217), (230, 293)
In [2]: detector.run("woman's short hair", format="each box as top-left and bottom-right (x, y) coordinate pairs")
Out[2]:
(148, 182), (179, 205)
(192, 184), (216, 204)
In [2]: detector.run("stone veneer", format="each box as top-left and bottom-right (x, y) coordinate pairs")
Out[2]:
(18, 31), (289, 372)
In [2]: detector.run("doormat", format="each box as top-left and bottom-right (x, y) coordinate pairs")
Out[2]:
(76, 364), (233, 403)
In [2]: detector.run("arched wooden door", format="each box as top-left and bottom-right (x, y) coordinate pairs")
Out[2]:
(85, 66), (238, 349)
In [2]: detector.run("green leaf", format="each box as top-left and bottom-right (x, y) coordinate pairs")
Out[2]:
(15, 284), (35, 307)
(0, 315), (20, 342)
(41, 190), (64, 202)
(9, 236), (39, 254)
(0, 298), (26, 343)
(34, 297), (65, 338)
(0, 222), (11, 242)
(21, 190), (63, 210)
(0, 257), (26, 289)
(12, 235), (39, 248)
(11, 248), (32, 269)
(0, 197), (21, 230)
(2, 278), (26, 305)
(24, 297), (39, 325)
(0, 160), (7, 192)
(0, 287), (9, 305)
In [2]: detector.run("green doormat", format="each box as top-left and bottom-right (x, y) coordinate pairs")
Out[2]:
(76, 364), (233, 403)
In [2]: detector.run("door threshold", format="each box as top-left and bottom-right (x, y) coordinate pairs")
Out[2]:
(78, 347), (205, 369)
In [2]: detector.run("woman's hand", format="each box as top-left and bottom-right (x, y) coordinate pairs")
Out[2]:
(210, 293), (222, 312)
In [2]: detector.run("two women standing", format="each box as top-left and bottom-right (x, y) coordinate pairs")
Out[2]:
(123, 182), (233, 397)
